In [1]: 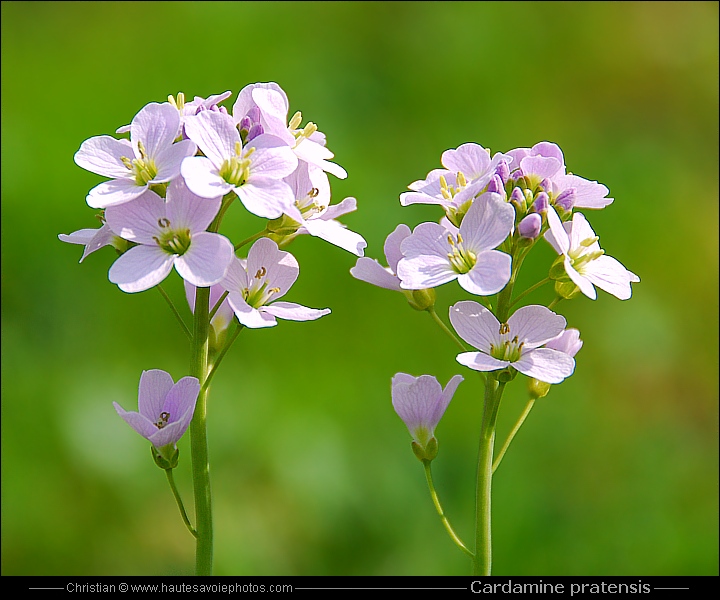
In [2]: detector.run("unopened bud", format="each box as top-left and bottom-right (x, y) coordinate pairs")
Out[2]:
(518, 213), (542, 239)
(510, 187), (525, 210)
(528, 378), (551, 399)
(496, 160), (510, 184)
(247, 123), (264, 142)
(555, 188), (577, 212)
(403, 288), (436, 311)
(486, 174), (504, 195)
(533, 192), (549, 213)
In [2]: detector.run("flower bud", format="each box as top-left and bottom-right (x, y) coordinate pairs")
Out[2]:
(518, 213), (542, 239)
(412, 437), (438, 462)
(555, 188), (577, 212)
(403, 288), (436, 311)
(528, 378), (551, 399)
(532, 192), (549, 213)
(496, 160), (510, 184)
(510, 187), (525, 211)
(247, 123), (264, 142)
(539, 178), (553, 193)
(486, 174), (504, 194)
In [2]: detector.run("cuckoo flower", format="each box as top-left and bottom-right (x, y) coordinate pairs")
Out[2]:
(397, 192), (514, 296)
(350, 224), (411, 291)
(391, 373), (464, 461)
(221, 238), (330, 329)
(400, 143), (512, 226)
(75, 102), (197, 209)
(181, 110), (298, 219)
(450, 301), (575, 384)
(105, 179), (234, 293)
(282, 162), (366, 256)
(113, 370), (200, 462)
(58, 222), (127, 262)
(507, 142), (613, 210)
(232, 82), (347, 179)
(544, 206), (639, 300)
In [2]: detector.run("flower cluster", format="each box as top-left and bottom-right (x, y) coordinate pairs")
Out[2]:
(352, 140), (639, 453)
(61, 83), (365, 454)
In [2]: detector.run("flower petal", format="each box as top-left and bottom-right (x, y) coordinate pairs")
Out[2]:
(246, 237), (299, 298)
(456, 351), (509, 372)
(349, 258), (402, 290)
(74, 136), (134, 178)
(165, 178), (222, 233)
(384, 224), (412, 273)
(153, 139), (198, 182)
(320, 196), (356, 221)
(113, 403), (157, 440)
(513, 348), (575, 384)
(161, 376), (200, 428)
(581, 255), (639, 300)
(449, 301), (501, 352)
(131, 103), (180, 158)
(248, 134), (299, 179)
(227, 291), (277, 328)
(458, 249), (512, 295)
(235, 177), (295, 219)
(86, 178), (147, 209)
(174, 232), (234, 287)
(544, 205), (570, 255)
(263, 301), (331, 322)
(137, 369), (175, 420)
(459, 192), (515, 252)
(104, 189), (166, 244)
(181, 155), (233, 199)
(221, 256), (250, 293)
(302, 218), (366, 256)
(184, 110), (239, 167)
(108, 245), (175, 293)
(506, 305), (567, 348)
(441, 143), (492, 179)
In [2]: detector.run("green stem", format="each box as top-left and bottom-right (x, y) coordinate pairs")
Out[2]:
(202, 323), (243, 395)
(492, 398), (535, 474)
(189, 286), (213, 575)
(473, 373), (506, 576)
(427, 307), (468, 352)
(423, 460), (474, 558)
(165, 468), (197, 539)
(548, 296), (564, 310)
(234, 229), (267, 252)
(510, 277), (551, 309)
(156, 285), (192, 341)
(209, 291), (230, 322)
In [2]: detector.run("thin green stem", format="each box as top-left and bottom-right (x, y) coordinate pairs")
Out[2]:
(427, 307), (467, 352)
(189, 286), (213, 576)
(165, 468), (197, 539)
(510, 277), (551, 308)
(209, 291), (230, 322)
(234, 229), (267, 252)
(202, 323), (243, 395)
(423, 460), (474, 558)
(473, 373), (506, 576)
(156, 285), (192, 341)
(548, 296), (564, 310)
(492, 398), (535, 474)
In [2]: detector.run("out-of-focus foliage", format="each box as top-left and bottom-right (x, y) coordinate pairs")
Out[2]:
(2, 1), (717, 575)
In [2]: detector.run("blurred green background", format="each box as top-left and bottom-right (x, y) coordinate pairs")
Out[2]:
(2, 1), (717, 576)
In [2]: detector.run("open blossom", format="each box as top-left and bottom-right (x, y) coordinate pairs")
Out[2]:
(350, 224), (411, 291)
(181, 110), (298, 219)
(400, 143), (512, 224)
(283, 162), (366, 256)
(450, 301), (576, 384)
(105, 179), (234, 293)
(75, 103), (197, 209)
(113, 369), (199, 460)
(58, 222), (126, 262)
(221, 237), (330, 329)
(397, 192), (514, 295)
(544, 205), (639, 300)
(507, 142), (613, 210)
(391, 373), (463, 461)
(232, 82), (347, 179)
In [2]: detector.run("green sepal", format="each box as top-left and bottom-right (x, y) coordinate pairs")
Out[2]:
(496, 367), (517, 383)
(554, 279), (581, 300)
(548, 255), (567, 280)
(403, 288), (436, 311)
(411, 437), (438, 462)
(528, 378), (551, 399)
(151, 444), (179, 470)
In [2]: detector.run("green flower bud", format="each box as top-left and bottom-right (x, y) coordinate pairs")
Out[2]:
(411, 436), (438, 462)
(554, 279), (581, 300)
(528, 378), (551, 399)
(152, 444), (179, 470)
(403, 288), (436, 311)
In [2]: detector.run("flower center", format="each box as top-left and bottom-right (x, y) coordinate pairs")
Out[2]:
(295, 187), (326, 219)
(121, 141), (158, 186)
(154, 411), (171, 429)
(242, 266), (281, 308)
(219, 142), (254, 187)
(489, 330), (524, 362)
(567, 236), (604, 273)
(446, 233), (477, 274)
(153, 219), (192, 255)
